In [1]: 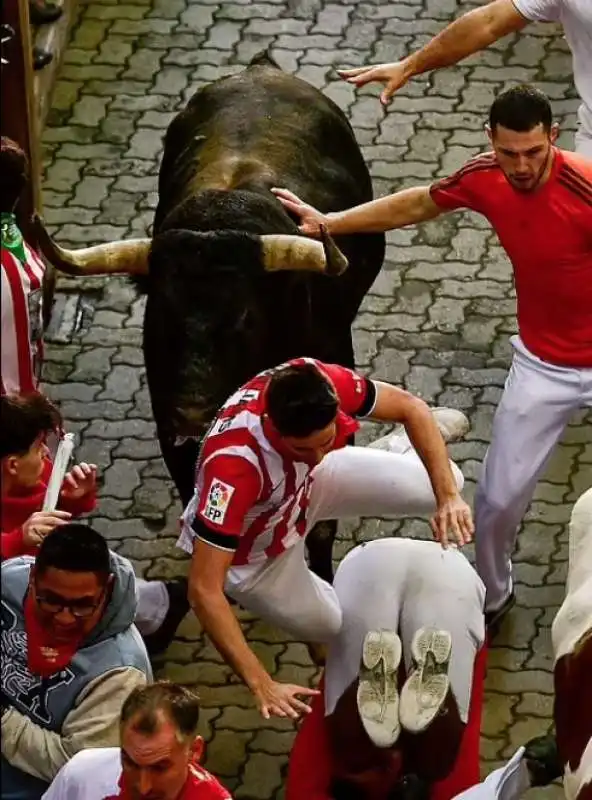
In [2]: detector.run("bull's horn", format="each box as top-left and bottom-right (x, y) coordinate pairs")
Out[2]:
(260, 227), (348, 276)
(32, 213), (151, 276)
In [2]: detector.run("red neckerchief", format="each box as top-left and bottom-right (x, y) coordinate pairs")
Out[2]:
(108, 762), (230, 799)
(24, 592), (85, 678)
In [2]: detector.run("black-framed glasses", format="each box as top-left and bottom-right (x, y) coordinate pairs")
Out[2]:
(34, 585), (106, 618)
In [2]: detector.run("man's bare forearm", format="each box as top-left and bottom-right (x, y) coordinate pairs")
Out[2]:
(190, 589), (269, 692)
(404, 405), (460, 504)
(326, 186), (441, 235)
(405, 0), (527, 79)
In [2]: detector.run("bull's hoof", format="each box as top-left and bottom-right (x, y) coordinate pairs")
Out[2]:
(524, 732), (563, 787)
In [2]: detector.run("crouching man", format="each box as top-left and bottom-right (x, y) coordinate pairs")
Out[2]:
(41, 681), (232, 800)
(1, 525), (153, 799)
(287, 537), (487, 799)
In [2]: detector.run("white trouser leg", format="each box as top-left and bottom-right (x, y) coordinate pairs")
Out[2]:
(324, 539), (410, 715)
(575, 104), (592, 158)
(475, 337), (591, 612)
(454, 748), (530, 799)
(323, 539), (485, 719)
(225, 539), (342, 643)
(135, 579), (170, 635)
(223, 433), (463, 645)
(306, 443), (464, 525)
(397, 543), (485, 722)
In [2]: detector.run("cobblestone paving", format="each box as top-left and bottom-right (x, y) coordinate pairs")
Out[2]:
(39, 0), (589, 797)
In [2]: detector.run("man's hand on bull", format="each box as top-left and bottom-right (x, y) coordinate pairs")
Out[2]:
(252, 676), (321, 720)
(271, 188), (328, 238)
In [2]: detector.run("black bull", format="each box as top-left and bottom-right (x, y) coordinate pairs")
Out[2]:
(34, 50), (386, 582)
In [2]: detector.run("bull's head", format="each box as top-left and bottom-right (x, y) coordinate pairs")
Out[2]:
(32, 215), (348, 278)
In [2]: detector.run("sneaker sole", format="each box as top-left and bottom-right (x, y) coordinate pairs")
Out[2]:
(399, 627), (452, 734)
(356, 629), (402, 748)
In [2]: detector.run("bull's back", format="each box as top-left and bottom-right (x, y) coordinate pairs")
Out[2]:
(159, 65), (373, 215)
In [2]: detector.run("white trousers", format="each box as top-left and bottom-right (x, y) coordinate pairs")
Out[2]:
(324, 538), (485, 722)
(226, 440), (464, 643)
(454, 748), (530, 800)
(134, 579), (169, 635)
(575, 104), (592, 159)
(474, 336), (592, 611)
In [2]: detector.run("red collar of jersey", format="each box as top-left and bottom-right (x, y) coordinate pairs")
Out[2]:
(262, 411), (359, 464)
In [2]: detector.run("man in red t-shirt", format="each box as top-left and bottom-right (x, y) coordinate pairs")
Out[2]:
(178, 357), (473, 719)
(41, 682), (232, 800)
(274, 84), (592, 632)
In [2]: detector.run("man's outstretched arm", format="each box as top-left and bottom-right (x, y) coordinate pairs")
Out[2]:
(272, 186), (443, 237)
(338, 0), (529, 105)
(189, 538), (320, 719)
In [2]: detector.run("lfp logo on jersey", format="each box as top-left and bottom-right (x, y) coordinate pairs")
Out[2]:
(203, 479), (235, 525)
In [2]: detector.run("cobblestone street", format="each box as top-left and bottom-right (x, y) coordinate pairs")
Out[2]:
(39, 0), (589, 797)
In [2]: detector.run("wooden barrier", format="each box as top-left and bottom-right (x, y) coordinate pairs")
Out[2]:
(1, 0), (78, 325)
(1, 0), (42, 245)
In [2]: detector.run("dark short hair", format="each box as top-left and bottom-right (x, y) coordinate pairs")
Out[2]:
(0, 136), (29, 212)
(35, 524), (111, 582)
(265, 363), (338, 438)
(0, 392), (62, 460)
(120, 681), (201, 742)
(489, 84), (553, 134)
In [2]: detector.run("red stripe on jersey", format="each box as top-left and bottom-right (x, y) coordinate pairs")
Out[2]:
(199, 426), (273, 499)
(263, 448), (299, 559)
(1, 249), (37, 393)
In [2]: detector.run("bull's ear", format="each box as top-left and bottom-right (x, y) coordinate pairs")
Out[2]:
(33, 214), (151, 277)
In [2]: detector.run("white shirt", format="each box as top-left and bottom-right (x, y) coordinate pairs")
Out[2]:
(41, 747), (231, 800)
(512, 0), (592, 138)
(41, 748), (122, 800)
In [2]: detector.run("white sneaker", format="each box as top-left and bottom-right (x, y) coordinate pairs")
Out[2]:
(399, 627), (452, 734)
(356, 629), (402, 748)
(367, 407), (470, 452)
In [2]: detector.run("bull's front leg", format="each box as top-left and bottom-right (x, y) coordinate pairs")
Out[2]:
(306, 519), (337, 584)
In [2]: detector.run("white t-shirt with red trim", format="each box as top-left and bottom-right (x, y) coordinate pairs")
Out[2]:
(41, 747), (232, 800)
(512, 0), (592, 138)
(177, 358), (377, 566)
(1, 242), (45, 394)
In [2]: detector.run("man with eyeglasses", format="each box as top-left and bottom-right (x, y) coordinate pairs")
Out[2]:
(1, 524), (153, 800)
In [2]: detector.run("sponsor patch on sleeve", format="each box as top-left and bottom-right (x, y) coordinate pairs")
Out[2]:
(202, 478), (235, 526)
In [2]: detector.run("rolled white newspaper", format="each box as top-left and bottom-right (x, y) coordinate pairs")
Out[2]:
(42, 433), (76, 512)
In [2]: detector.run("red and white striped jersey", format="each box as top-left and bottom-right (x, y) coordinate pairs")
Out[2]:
(1, 243), (45, 395)
(177, 358), (376, 566)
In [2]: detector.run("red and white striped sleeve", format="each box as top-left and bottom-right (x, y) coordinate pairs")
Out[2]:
(1, 244), (45, 395)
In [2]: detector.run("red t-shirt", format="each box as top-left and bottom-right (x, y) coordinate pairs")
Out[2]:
(1, 458), (97, 560)
(181, 359), (376, 565)
(430, 149), (592, 367)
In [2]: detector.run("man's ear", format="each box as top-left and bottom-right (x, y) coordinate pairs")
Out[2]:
(3, 455), (20, 476)
(485, 124), (493, 146)
(191, 735), (204, 763)
(550, 122), (559, 144)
